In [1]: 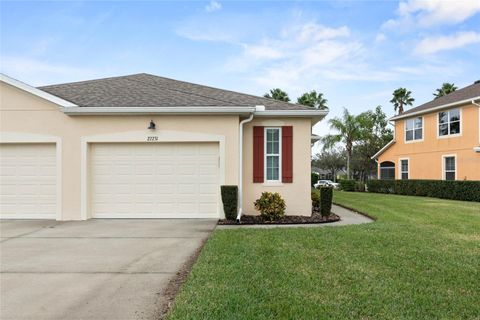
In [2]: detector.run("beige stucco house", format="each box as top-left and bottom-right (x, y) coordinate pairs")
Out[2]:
(0, 73), (327, 220)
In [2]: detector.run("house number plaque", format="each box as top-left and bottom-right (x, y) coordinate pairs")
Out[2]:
(146, 136), (159, 142)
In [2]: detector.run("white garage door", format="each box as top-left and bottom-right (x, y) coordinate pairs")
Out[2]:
(90, 142), (220, 218)
(0, 144), (57, 219)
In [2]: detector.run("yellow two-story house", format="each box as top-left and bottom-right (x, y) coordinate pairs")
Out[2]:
(373, 81), (480, 181)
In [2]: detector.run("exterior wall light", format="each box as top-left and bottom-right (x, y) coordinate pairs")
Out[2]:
(148, 120), (156, 130)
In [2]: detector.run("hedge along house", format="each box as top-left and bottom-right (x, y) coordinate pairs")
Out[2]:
(0, 73), (327, 220)
(373, 81), (480, 181)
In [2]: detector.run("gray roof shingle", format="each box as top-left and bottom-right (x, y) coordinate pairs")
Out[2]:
(38, 73), (313, 111)
(397, 81), (480, 118)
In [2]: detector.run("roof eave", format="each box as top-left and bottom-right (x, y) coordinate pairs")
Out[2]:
(255, 109), (328, 125)
(1, 73), (78, 108)
(390, 97), (480, 121)
(62, 106), (257, 115)
(371, 140), (396, 159)
(62, 107), (329, 119)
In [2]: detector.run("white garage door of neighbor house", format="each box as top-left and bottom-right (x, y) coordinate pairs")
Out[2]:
(90, 142), (220, 218)
(0, 144), (57, 219)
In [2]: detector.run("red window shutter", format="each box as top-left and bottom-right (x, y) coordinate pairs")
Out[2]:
(282, 126), (293, 183)
(253, 126), (264, 183)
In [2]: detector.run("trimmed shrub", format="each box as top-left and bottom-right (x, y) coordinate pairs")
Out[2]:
(220, 185), (238, 220)
(311, 172), (320, 187)
(254, 192), (286, 221)
(366, 179), (480, 202)
(311, 189), (320, 208)
(319, 187), (333, 216)
(339, 179), (356, 191)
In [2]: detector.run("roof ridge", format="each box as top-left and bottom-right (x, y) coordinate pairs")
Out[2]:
(140, 73), (310, 109)
(123, 75), (251, 106)
(39, 73), (310, 109)
(38, 73), (149, 89)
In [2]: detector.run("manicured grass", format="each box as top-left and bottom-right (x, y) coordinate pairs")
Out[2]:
(167, 192), (480, 319)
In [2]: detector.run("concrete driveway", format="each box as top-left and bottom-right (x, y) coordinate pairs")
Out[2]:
(0, 219), (217, 320)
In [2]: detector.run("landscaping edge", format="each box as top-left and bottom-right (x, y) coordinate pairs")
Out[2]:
(332, 201), (378, 221)
(156, 234), (211, 319)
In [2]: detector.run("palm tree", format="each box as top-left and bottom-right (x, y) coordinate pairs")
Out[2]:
(263, 88), (290, 102)
(322, 108), (362, 179)
(433, 83), (457, 99)
(297, 90), (328, 110)
(390, 88), (414, 114)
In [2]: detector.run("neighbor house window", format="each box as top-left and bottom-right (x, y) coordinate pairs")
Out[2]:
(400, 159), (409, 180)
(438, 108), (461, 136)
(405, 117), (423, 141)
(443, 156), (456, 181)
(265, 128), (281, 181)
(380, 161), (395, 180)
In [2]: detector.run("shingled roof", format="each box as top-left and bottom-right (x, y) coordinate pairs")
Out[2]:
(38, 73), (313, 111)
(391, 80), (480, 120)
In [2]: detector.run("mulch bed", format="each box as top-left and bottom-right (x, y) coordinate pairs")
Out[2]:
(218, 210), (340, 225)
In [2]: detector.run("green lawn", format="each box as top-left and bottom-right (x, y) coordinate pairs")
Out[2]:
(167, 192), (480, 319)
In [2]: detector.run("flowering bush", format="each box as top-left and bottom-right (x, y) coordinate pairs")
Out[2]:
(254, 192), (286, 221)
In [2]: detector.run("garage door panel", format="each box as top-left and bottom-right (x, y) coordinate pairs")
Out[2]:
(90, 143), (220, 218)
(0, 144), (57, 219)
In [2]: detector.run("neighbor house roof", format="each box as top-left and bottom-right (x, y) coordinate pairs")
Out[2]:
(390, 81), (480, 120)
(39, 73), (314, 112)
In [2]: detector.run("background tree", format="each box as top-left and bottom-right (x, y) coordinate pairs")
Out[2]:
(433, 83), (457, 99)
(321, 108), (362, 179)
(297, 90), (328, 110)
(263, 88), (290, 102)
(312, 148), (345, 182)
(352, 106), (393, 181)
(390, 88), (414, 114)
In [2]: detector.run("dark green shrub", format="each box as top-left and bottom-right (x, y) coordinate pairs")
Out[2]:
(220, 185), (238, 220)
(339, 179), (356, 191)
(311, 189), (320, 208)
(311, 172), (319, 187)
(355, 181), (366, 192)
(254, 192), (286, 221)
(366, 179), (480, 202)
(319, 187), (333, 216)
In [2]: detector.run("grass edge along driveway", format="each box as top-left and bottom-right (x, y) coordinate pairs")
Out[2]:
(167, 192), (480, 319)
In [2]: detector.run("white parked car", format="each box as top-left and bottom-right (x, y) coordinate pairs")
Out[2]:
(314, 180), (340, 189)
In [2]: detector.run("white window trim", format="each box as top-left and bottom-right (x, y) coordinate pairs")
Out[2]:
(264, 127), (282, 183)
(441, 154), (457, 181)
(398, 158), (410, 180)
(437, 108), (462, 139)
(404, 117), (424, 144)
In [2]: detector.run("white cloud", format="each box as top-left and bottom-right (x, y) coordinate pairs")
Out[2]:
(414, 31), (480, 54)
(289, 23), (350, 42)
(205, 0), (222, 13)
(383, 0), (480, 29)
(0, 56), (100, 86)
(243, 43), (285, 60)
(375, 33), (387, 43)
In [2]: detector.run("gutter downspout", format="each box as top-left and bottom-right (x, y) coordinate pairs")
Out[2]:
(236, 108), (259, 223)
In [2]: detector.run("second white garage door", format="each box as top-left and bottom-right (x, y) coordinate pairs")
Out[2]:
(90, 142), (220, 218)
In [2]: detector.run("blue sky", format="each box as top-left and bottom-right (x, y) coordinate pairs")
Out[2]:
(1, 0), (479, 147)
